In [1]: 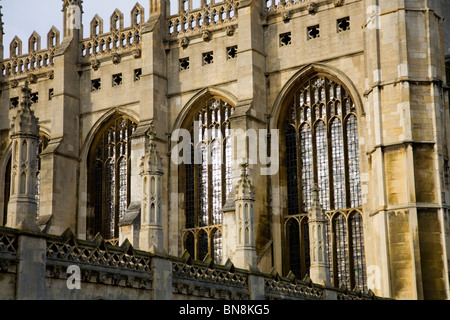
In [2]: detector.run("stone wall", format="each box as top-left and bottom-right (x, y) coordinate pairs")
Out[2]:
(0, 226), (381, 300)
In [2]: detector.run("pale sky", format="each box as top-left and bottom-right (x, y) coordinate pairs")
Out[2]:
(0, 0), (181, 58)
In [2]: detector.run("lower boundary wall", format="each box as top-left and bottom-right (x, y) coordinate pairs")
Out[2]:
(0, 226), (384, 300)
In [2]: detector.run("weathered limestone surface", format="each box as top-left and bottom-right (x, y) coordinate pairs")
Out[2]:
(0, 0), (448, 300)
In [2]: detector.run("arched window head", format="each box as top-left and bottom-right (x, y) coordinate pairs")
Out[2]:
(181, 97), (234, 264)
(87, 116), (137, 241)
(282, 73), (366, 290)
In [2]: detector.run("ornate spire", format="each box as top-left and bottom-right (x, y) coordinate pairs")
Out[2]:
(10, 82), (39, 138)
(139, 124), (165, 253)
(235, 159), (255, 201)
(141, 124), (163, 175)
(308, 183), (331, 286)
(6, 81), (40, 232)
(233, 158), (257, 269)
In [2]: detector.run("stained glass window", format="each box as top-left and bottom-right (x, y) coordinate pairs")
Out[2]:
(183, 97), (234, 263)
(88, 117), (137, 240)
(300, 124), (313, 212)
(283, 75), (367, 291)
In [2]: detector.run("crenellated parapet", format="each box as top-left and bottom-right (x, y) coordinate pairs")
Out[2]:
(80, 4), (145, 68)
(167, 0), (239, 41)
(1, 28), (60, 81)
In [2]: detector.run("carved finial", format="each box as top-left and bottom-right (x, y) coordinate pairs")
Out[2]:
(141, 124), (163, 175)
(312, 183), (320, 203)
(148, 124), (157, 140)
(235, 158), (254, 201)
(240, 158), (249, 177)
(21, 81), (32, 111)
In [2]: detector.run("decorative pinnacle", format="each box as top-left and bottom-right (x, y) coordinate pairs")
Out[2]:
(240, 158), (249, 178)
(312, 183), (320, 203)
(20, 81), (32, 110)
(235, 158), (254, 200)
(141, 124), (163, 175)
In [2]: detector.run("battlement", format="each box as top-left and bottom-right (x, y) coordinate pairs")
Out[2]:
(80, 4), (145, 67)
(1, 27), (59, 80)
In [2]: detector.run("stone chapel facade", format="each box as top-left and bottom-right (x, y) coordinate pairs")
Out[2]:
(0, 0), (450, 300)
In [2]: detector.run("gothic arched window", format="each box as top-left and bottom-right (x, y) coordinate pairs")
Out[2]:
(182, 97), (234, 264)
(283, 74), (366, 291)
(87, 116), (137, 241)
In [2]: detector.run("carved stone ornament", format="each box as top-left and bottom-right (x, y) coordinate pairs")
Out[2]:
(90, 58), (100, 70)
(28, 74), (38, 84)
(202, 30), (212, 42)
(47, 70), (54, 80)
(132, 49), (141, 59)
(179, 37), (189, 48)
(10, 79), (19, 88)
(112, 53), (121, 65)
(282, 11), (292, 22)
(225, 26), (235, 37)
(307, 2), (318, 14)
(334, 0), (344, 6)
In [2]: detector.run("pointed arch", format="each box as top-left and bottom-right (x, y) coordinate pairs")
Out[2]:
(28, 31), (41, 53)
(176, 89), (236, 263)
(47, 26), (60, 48)
(90, 14), (104, 37)
(270, 63), (364, 132)
(110, 9), (124, 32)
(81, 111), (138, 240)
(276, 68), (367, 290)
(10, 36), (22, 57)
(131, 3), (145, 26)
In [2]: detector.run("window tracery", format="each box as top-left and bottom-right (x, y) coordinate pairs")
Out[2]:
(87, 117), (137, 240)
(183, 97), (234, 264)
(283, 74), (366, 290)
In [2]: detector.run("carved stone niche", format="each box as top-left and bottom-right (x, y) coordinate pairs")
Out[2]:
(202, 30), (212, 42)
(307, 2), (318, 14)
(179, 37), (189, 48)
(334, 0), (344, 6)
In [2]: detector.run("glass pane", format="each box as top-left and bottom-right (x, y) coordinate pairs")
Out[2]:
(351, 212), (367, 291)
(185, 232), (195, 258)
(286, 126), (299, 215)
(185, 144), (195, 229)
(199, 143), (209, 227)
(94, 160), (103, 235)
(119, 157), (127, 221)
(198, 230), (209, 261)
(105, 158), (115, 239)
(316, 121), (330, 210)
(347, 115), (362, 208)
(335, 214), (350, 288)
(287, 219), (301, 278)
(212, 230), (223, 264)
(302, 217), (311, 276)
(331, 119), (346, 210)
(212, 140), (222, 225)
(300, 124), (313, 212)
